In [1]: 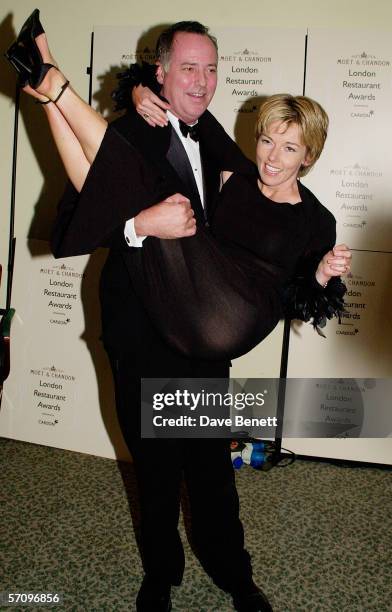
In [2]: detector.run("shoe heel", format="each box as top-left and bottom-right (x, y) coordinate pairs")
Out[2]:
(6, 8), (47, 89)
(4, 44), (33, 75)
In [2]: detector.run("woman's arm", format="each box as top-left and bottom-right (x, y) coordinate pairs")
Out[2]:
(315, 243), (352, 287)
(283, 201), (349, 334)
(112, 60), (169, 124)
(132, 84), (170, 128)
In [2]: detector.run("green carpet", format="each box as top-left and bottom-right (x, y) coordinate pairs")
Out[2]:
(1, 437), (391, 611)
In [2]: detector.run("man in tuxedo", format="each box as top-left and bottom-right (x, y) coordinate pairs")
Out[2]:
(53, 21), (272, 612)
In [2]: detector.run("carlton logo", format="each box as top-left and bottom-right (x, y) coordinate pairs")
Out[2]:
(350, 110), (375, 119)
(337, 51), (390, 67)
(342, 220), (367, 229)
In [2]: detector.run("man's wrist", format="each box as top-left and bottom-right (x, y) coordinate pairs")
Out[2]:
(134, 210), (148, 238)
(124, 218), (146, 248)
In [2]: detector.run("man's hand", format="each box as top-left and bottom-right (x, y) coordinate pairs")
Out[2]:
(315, 243), (352, 286)
(134, 194), (196, 239)
(132, 84), (170, 128)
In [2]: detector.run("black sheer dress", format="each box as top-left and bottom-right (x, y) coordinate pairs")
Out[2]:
(52, 116), (345, 361)
(131, 169), (344, 360)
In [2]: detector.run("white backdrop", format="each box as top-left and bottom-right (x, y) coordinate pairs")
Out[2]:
(1, 25), (391, 464)
(286, 28), (392, 462)
(1, 26), (306, 459)
(303, 29), (392, 251)
(0, 239), (130, 459)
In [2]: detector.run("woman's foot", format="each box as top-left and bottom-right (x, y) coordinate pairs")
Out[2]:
(31, 33), (66, 99)
(4, 9), (43, 83)
(6, 11), (69, 102)
(21, 83), (50, 104)
(20, 33), (69, 103)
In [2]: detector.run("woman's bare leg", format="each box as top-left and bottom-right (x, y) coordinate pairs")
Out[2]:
(24, 82), (91, 192)
(22, 33), (108, 189)
(35, 34), (107, 161)
(44, 103), (91, 192)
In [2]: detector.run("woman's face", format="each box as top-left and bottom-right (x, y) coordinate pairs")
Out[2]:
(256, 121), (311, 191)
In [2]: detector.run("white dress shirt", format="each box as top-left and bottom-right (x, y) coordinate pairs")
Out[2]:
(124, 111), (204, 248)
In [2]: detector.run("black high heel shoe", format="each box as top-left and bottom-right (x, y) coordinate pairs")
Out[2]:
(5, 8), (56, 89)
(4, 46), (31, 87)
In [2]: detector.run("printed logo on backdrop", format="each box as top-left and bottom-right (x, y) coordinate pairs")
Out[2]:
(329, 163), (382, 231)
(219, 49), (271, 114)
(336, 271), (375, 337)
(285, 378), (392, 438)
(284, 379), (365, 437)
(121, 45), (155, 62)
(39, 262), (84, 327)
(336, 51), (391, 118)
(30, 365), (76, 428)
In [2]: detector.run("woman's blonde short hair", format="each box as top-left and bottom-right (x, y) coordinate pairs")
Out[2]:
(255, 94), (329, 177)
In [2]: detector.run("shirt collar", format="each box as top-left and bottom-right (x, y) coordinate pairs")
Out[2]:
(167, 110), (198, 140)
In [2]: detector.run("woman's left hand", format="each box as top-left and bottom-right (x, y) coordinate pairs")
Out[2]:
(133, 84), (170, 127)
(315, 243), (352, 287)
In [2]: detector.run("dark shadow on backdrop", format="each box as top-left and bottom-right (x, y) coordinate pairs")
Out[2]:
(0, 14), (67, 246)
(0, 18), (179, 463)
(0, 13), (124, 458)
(232, 95), (268, 162)
(92, 23), (167, 120)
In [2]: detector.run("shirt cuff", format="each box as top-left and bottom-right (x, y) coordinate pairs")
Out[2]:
(124, 218), (146, 248)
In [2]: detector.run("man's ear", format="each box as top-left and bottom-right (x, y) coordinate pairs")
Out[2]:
(156, 62), (165, 85)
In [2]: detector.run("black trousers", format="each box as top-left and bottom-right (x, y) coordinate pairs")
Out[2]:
(109, 349), (253, 592)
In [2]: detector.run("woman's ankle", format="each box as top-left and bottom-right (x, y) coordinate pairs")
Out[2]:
(37, 67), (67, 101)
(21, 83), (50, 104)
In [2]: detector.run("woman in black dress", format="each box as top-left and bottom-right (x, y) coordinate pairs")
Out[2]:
(5, 12), (351, 361)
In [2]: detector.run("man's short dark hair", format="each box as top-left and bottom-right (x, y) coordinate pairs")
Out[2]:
(156, 21), (218, 70)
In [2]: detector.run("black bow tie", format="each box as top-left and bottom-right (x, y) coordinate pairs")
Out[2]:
(179, 120), (199, 142)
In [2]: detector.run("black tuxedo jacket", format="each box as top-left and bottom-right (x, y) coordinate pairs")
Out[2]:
(51, 110), (252, 366)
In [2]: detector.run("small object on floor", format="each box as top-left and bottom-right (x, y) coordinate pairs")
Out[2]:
(231, 440), (246, 469)
(231, 439), (275, 470)
(241, 441), (266, 469)
(232, 455), (244, 469)
(136, 575), (172, 612)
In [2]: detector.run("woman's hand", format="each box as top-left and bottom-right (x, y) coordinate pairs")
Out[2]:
(315, 244), (352, 287)
(132, 84), (170, 127)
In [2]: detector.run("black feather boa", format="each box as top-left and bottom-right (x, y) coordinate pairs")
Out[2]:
(283, 275), (347, 337)
(111, 61), (160, 112)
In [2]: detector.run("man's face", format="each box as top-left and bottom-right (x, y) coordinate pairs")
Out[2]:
(157, 32), (218, 124)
